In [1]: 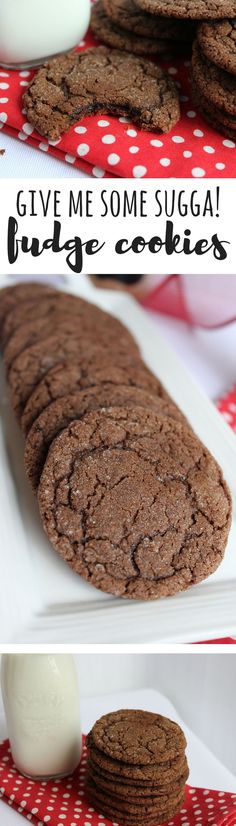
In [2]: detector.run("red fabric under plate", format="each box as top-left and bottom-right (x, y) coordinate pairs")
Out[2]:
(0, 30), (236, 178)
(0, 737), (236, 826)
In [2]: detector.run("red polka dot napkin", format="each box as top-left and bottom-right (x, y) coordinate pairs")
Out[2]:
(0, 29), (235, 178)
(0, 737), (236, 826)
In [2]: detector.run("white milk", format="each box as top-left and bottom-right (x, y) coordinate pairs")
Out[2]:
(0, 0), (91, 68)
(1, 654), (82, 779)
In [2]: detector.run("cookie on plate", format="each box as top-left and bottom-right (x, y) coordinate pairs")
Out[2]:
(38, 406), (232, 601)
(24, 46), (180, 140)
(21, 358), (170, 435)
(24, 386), (185, 490)
(0, 282), (57, 345)
(198, 18), (236, 76)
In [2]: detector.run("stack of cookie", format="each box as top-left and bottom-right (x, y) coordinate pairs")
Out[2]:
(0, 281), (232, 602)
(86, 709), (189, 825)
(192, 22), (236, 139)
(91, 0), (195, 58)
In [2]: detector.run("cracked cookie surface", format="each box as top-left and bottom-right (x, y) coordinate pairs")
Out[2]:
(37, 406), (231, 600)
(21, 358), (168, 435)
(134, 0), (236, 18)
(198, 18), (236, 76)
(24, 46), (180, 140)
(87, 733), (186, 781)
(24, 386), (184, 491)
(90, 710), (186, 764)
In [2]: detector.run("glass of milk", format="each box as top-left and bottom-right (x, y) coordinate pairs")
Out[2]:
(1, 654), (82, 779)
(0, 0), (91, 69)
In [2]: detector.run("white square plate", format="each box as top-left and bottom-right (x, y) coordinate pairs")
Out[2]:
(0, 275), (235, 643)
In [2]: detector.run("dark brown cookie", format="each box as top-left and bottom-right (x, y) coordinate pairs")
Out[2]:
(24, 46), (180, 140)
(198, 18), (236, 76)
(103, 0), (195, 39)
(3, 306), (139, 371)
(90, 710), (186, 765)
(0, 282), (57, 345)
(192, 40), (236, 115)
(38, 406), (232, 600)
(8, 337), (141, 422)
(86, 784), (185, 824)
(24, 386), (185, 491)
(87, 736), (187, 782)
(134, 0), (236, 18)
(192, 80), (236, 137)
(86, 776), (184, 815)
(21, 359), (171, 435)
(91, 2), (175, 56)
(88, 757), (189, 798)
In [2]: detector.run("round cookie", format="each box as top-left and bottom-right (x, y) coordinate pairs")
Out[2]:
(24, 386), (185, 491)
(102, 0), (195, 39)
(3, 306), (139, 370)
(24, 46), (180, 141)
(198, 18), (236, 76)
(90, 710), (186, 765)
(0, 282), (57, 344)
(192, 41), (236, 116)
(134, 0), (236, 19)
(91, 2), (175, 56)
(88, 758), (189, 798)
(21, 359), (171, 435)
(192, 80), (236, 137)
(87, 736), (187, 782)
(8, 336), (141, 422)
(38, 406), (232, 600)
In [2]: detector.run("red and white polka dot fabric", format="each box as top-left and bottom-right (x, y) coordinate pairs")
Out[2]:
(0, 29), (235, 178)
(0, 737), (236, 826)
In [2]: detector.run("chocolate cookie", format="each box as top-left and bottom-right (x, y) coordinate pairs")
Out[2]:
(86, 776), (184, 815)
(192, 80), (236, 137)
(86, 785), (185, 824)
(134, 0), (236, 18)
(8, 337), (141, 422)
(88, 757), (189, 798)
(198, 18), (236, 76)
(38, 406), (231, 600)
(103, 0), (195, 39)
(90, 710), (186, 765)
(24, 46), (180, 140)
(3, 306), (139, 370)
(192, 41), (236, 115)
(24, 386), (185, 491)
(87, 738), (187, 783)
(21, 359), (171, 435)
(91, 2), (175, 56)
(0, 282), (57, 345)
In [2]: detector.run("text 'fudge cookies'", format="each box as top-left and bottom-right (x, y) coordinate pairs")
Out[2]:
(24, 46), (180, 140)
(38, 406), (231, 600)
(86, 709), (189, 825)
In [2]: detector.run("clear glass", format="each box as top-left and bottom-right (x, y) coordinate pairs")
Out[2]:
(0, 0), (91, 69)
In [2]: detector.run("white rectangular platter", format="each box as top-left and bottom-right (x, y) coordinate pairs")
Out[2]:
(0, 275), (236, 643)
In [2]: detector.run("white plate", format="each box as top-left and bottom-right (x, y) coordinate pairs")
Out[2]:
(0, 275), (236, 643)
